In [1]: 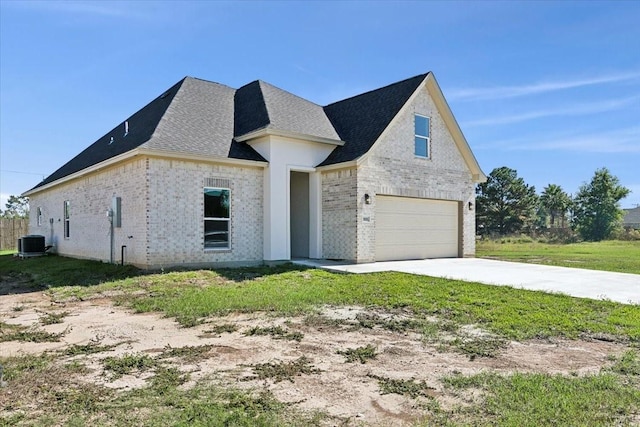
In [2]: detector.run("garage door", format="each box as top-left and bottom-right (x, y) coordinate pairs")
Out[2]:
(375, 196), (459, 261)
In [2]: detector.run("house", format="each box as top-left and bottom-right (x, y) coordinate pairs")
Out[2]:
(623, 207), (640, 229)
(23, 72), (486, 269)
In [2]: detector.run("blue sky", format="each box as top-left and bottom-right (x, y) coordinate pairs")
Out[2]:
(1, 0), (639, 210)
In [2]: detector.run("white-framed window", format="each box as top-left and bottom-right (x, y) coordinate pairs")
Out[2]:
(37, 207), (43, 226)
(63, 201), (70, 238)
(414, 114), (430, 158)
(204, 188), (230, 250)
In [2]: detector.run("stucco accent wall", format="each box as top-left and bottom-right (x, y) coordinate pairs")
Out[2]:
(321, 167), (357, 260)
(145, 158), (263, 268)
(357, 84), (476, 259)
(27, 158), (149, 265)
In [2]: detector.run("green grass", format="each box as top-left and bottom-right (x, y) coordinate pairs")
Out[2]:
(443, 371), (640, 426)
(2, 252), (636, 342)
(0, 353), (324, 427)
(120, 268), (640, 342)
(477, 239), (640, 274)
(337, 344), (378, 364)
(2, 252), (640, 426)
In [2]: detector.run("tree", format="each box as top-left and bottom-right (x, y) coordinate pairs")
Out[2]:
(572, 168), (629, 241)
(2, 195), (29, 218)
(540, 184), (572, 228)
(476, 167), (538, 236)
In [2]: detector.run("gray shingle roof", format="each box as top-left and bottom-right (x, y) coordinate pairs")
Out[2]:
(320, 73), (429, 166)
(258, 80), (339, 140)
(30, 73), (431, 191)
(623, 207), (640, 226)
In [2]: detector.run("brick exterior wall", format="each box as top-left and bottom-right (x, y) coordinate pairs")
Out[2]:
(27, 158), (149, 265)
(145, 158), (263, 268)
(319, 84), (477, 262)
(321, 167), (357, 260)
(28, 156), (264, 269)
(357, 84), (476, 259)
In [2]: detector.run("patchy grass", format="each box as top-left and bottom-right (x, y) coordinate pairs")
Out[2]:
(247, 357), (321, 383)
(0, 322), (65, 343)
(158, 344), (214, 363)
(244, 325), (304, 342)
(38, 311), (69, 325)
(442, 371), (640, 426)
(368, 374), (436, 399)
(102, 353), (158, 379)
(607, 350), (640, 376)
(337, 344), (378, 364)
(2, 255), (628, 342)
(0, 353), (323, 426)
(60, 342), (119, 356)
(203, 323), (238, 334)
(477, 239), (640, 274)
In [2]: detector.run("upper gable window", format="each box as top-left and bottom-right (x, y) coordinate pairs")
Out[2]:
(414, 114), (430, 158)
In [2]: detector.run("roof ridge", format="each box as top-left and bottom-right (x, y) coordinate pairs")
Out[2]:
(324, 72), (430, 107)
(257, 79), (326, 108)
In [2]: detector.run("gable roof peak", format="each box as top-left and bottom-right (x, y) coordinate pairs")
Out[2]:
(325, 72), (430, 107)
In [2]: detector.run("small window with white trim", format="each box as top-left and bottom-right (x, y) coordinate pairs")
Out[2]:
(63, 201), (70, 238)
(204, 188), (230, 250)
(37, 207), (43, 226)
(414, 114), (430, 158)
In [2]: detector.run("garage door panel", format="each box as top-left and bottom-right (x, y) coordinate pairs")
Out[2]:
(375, 196), (459, 261)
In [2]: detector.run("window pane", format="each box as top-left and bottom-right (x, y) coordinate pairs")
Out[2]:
(415, 136), (428, 157)
(205, 220), (229, 249)
(415, 115), (429, 137)
(204, 188), (230, 218)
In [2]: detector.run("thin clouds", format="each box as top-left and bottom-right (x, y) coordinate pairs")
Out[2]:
(464, 95), (640, 127)
(8, 0), (152, 20)
(449, 71), (640, 101)
(480, 126), (640, 154)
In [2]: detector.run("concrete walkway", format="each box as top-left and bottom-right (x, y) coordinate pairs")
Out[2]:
(293, 258), (640, 305)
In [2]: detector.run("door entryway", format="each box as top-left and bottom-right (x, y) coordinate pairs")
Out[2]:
(290, 171), (310, 258)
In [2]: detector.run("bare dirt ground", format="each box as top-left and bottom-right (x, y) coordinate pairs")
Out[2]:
(0, 285), (630, 426)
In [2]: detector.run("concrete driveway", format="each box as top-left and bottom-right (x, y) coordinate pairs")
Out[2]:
(294, 258), (640, 305)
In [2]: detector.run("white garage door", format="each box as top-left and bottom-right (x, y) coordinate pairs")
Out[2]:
(375, 196), (459, 261)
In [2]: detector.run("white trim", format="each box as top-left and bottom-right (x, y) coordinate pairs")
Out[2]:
(315, 160), (357, 172)
(236, 127), (344, 146)
(414, 114), (431, 158)
(203, 187), (231, 251)
(23, 148), (267, 197)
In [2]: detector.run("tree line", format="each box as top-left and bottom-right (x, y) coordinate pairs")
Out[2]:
(476, 167), (630, 241)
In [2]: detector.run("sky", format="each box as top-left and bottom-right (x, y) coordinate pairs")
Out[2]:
(1, 0), (639, 211)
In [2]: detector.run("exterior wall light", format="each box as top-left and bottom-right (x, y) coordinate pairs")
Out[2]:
(468, 202), (474, 210)
(364, 194), (371, 205)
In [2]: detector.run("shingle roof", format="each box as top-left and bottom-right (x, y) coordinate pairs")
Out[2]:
(320, 73), (429, 166)
(623, 207), (640, 226)
(29, 73), (431, 191)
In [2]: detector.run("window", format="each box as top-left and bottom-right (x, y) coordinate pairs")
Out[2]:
(414, 114), (430, 158)
(204, 188), (230, 249)
(63, 201), (70, 238)
(37, 207), (43, 226)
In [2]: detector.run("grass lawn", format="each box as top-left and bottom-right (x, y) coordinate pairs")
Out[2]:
(477, 239), (640, 274)
(1, 253), (639, 426)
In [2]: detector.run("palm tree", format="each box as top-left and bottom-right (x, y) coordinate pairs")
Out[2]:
(540, 184), (572, 228)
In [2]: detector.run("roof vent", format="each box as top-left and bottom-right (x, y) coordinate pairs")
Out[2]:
(124, 121), (129, 137)
(160, 91), (170, 99)
(109, 136), (114, 145)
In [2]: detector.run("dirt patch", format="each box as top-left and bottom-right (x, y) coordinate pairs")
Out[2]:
(0, 288), (631, 426)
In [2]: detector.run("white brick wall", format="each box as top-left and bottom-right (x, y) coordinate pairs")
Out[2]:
(28, 158), (149, 265)
(358, 84), (476, 258)
(321, 167), (358, 260)
(29, 156), (264, 269)
(145, 158), (263, 268)
(320, 84), (477, 262)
